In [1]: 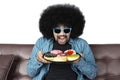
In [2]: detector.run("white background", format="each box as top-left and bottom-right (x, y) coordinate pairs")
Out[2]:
(0, 0), (120, 44)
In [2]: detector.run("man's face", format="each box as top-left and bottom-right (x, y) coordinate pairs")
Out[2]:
(53, 24), (72, 45)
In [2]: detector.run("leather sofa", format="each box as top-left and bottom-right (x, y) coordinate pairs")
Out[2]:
(0, 44), (120, 80)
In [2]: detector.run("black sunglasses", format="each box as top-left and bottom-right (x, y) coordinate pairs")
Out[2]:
(53, 28), (72, 34)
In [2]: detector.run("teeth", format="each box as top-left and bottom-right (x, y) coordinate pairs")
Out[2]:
(60, 36), (64, 39)
(58, 35), (66, 39)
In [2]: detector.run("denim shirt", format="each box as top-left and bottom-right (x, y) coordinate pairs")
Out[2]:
(27, 37), (97, 80)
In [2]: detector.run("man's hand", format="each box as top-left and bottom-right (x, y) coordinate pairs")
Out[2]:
(73, 53), (84, 64)
(37, 51), (51, 63)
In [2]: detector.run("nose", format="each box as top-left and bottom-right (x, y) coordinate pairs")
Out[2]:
(59, 30), (65, 35)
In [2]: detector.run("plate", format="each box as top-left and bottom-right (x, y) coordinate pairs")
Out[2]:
(43, 52), (81, 63)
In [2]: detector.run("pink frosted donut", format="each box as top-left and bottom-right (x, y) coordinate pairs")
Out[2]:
(50, 50), (63, 54)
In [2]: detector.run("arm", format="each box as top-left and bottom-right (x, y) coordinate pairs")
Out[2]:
(73, 40), (97, 79)
(27, 38), (44, 77)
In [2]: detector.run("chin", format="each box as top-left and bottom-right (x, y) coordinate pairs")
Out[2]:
(58, 42), (67, 45)
(59, 43), (65, 45)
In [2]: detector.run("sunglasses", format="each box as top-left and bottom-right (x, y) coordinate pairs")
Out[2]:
(53, 28), (72, 34)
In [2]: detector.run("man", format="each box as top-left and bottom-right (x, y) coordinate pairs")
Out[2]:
(27, 4), (97, 80)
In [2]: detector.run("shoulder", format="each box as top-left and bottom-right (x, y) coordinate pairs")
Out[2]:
(33, 37), (53, 49)
(71, 38), (90, 48)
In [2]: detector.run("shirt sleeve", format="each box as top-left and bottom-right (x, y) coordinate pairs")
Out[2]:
(73, 39), (98, 79)
(26, 38), (44, 77)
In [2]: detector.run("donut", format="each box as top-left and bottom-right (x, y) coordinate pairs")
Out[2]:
(67, 54), (80, 61)
(64, 49), (80, 61)
(52, 55), (67, 62)
(64, 49), (76, 55)
(50, 50), (63, 54)
(44, 53), (67, 62)
(43, 53), (57, 61)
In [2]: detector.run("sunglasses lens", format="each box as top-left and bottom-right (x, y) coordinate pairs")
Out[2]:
(64, 28), (71, 33)
(54, 29), (61, 33)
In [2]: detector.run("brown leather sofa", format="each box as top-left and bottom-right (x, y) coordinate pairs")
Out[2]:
(0, 44), (120, 80)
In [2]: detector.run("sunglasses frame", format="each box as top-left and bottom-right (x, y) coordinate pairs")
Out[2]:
(53, 27), (72, 34)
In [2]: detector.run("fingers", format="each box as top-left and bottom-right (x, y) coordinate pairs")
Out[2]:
(73, 58), (80, 64)
(37, 51), (51, 63)
(73, 53), (83, 64)
(79, 53), (84, 57)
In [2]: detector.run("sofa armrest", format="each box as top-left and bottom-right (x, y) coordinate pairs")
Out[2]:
(0, 55), (15, 80)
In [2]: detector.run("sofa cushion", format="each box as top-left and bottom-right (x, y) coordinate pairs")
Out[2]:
(0, 55), (14, 80)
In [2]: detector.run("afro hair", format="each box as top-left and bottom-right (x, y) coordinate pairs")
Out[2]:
(39, 4), (85, 39)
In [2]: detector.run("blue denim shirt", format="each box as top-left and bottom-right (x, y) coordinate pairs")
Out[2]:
(27, 37), (97, 80)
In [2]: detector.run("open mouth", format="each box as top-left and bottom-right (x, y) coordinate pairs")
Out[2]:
(58, 35), (67, 39)
(57, 35), (67, 44)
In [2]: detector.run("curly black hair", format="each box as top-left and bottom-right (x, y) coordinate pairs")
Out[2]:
(39, 4), (85, 39)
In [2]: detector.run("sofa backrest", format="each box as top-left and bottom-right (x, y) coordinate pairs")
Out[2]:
(0, 44), (33, 80)
(90, 44), (120, 80)
(0, 44), (120, 80)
